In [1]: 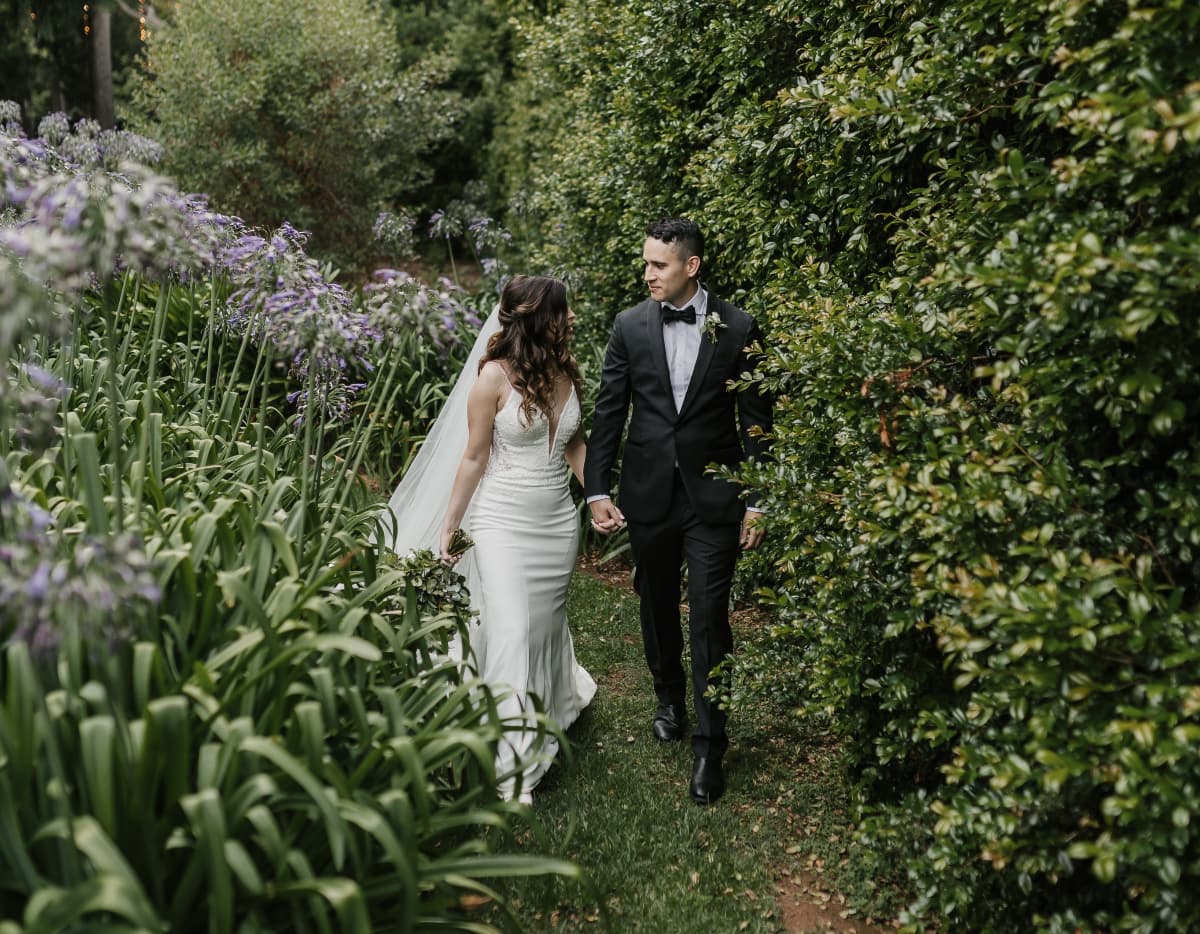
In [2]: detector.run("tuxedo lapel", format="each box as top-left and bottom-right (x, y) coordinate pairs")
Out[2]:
(676, 300), (723, 420)
(645, 301), (674, 410)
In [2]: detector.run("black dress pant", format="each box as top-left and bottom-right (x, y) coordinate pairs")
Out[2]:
(627, 471), (740, 759)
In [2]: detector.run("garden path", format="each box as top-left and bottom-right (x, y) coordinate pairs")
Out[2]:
(476, 552), (897, 932)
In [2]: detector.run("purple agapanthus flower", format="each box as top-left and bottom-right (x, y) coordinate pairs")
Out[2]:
(1, 109), (230, 299)
(362, 267), (487, 373)
(36, 112), (69, 147)
(217, 222), (382, 423)
(0, 484), (159, 658)
(5, 362), (70, 454)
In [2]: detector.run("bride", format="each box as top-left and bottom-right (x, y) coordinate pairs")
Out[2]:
(381, 274), (597, 803)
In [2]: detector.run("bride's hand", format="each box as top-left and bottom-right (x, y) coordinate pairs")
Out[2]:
(589, 498), (625, 534)
(438, 527), (459, 564)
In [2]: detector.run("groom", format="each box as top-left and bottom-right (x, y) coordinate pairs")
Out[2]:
(585, 217), (772, 805)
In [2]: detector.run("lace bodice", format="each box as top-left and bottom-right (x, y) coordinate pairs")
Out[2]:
(484, 386), (580, 487)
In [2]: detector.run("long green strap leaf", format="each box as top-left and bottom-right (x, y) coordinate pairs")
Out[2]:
(79, 717), (118, 839)
(70, 431), (109, 535)
(239, 736), (349, 871)
(272, 878), (370, 934)
(180, 788), (233, 934)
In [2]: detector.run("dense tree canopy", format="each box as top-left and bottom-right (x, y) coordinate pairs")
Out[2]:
(387, 0), (513, 216)
(0, 0), (143, 125)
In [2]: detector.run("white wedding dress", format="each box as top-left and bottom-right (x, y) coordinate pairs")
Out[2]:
(470, 380), (597, 799)
(378, 308), (595, 801)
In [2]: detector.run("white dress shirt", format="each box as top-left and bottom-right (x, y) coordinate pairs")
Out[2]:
(662, 288), (707, 412)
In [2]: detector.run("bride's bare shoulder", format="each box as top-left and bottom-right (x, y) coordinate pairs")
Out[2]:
(475, 360), (514, 411)
(478, 359), (513, 387)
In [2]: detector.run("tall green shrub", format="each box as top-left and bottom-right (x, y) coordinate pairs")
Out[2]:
(500, 0), (1200, 928)
(130, 0), (458, 270)
(387, 0), (511, 216)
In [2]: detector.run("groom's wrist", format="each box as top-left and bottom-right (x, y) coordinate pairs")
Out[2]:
(586, 494), (612, 505)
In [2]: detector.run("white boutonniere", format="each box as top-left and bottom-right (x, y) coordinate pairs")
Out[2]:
(700, 312), (726, 344)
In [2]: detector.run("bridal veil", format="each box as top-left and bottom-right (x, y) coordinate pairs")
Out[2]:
(375, 305), (501, 579)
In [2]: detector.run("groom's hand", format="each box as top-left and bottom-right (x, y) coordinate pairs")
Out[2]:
(589, 498), (625, 535)
(740, 510), (765, 550)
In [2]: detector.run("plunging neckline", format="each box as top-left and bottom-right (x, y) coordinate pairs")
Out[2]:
(497, 373), (576, 456)
(547, 384), (576, 456)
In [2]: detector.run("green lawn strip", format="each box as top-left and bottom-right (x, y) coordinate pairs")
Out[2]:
(479, 568), (905, 932)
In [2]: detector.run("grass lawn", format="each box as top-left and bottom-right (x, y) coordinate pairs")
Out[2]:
(476, 560), (904, 933)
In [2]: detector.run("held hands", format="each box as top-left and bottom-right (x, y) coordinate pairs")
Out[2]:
(740, 510), (765, 551)
(589, 500), (760, 546)
(589, 498), (625, 535)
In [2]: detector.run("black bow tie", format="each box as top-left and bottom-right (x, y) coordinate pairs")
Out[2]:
(662, 304), (697, 325)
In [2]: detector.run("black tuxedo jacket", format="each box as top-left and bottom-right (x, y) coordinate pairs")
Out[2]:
(584, 294), (772, 525)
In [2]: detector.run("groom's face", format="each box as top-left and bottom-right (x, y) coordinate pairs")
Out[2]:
(643, 237), (700, 308)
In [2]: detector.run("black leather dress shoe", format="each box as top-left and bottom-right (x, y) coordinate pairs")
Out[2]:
(689, 756), (725, 805)
(651, 703), (685, 742)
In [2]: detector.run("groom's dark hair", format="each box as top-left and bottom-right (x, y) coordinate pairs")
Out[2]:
(646, 217), (704, 264)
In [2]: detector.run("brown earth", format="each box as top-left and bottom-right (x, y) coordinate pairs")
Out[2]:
(776, 868), (894, 933)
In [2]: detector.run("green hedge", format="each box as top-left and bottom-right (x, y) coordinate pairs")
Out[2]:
(499, 0), (1200, 928)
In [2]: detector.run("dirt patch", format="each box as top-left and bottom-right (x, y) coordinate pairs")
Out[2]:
(576, 549), (634, 589)
(731, 601), (774, 630)
(777, 869), (894, 933)
(602, 665), (636, 698)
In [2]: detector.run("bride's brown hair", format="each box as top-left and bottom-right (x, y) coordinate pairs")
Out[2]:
(481, 275), (581, 427)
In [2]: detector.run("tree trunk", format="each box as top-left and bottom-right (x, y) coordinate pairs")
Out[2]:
(92, 5), (115, 128)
